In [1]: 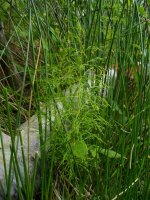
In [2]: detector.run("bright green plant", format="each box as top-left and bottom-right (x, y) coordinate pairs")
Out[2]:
(0, 0), (150, 199)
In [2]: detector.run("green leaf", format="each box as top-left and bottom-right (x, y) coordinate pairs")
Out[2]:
(42, 39), (48, 51)
(71, 140), (88, 160)
(90, 149), (97, 158)
(100, 148), (121, 159)
(138, 6), (147, 17)
(90, 148), (99, 158)
(1, 2), (9, 11)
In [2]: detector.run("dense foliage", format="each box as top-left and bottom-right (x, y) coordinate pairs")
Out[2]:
(0, 0), (150, 199)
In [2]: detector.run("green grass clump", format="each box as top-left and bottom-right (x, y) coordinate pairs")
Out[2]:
(0, 0), (150, 199)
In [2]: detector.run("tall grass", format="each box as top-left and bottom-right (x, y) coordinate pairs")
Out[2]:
(0, 0), (149, 199)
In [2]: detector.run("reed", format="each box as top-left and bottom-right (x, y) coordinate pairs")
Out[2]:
(0, 0), (149, 199)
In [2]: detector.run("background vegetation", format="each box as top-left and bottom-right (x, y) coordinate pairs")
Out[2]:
(0, 0), (150, 199)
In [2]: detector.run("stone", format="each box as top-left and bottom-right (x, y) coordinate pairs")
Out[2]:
(0, 114), (41, 199)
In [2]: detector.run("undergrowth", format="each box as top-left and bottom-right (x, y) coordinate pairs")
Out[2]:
(0, 0), (150, 199)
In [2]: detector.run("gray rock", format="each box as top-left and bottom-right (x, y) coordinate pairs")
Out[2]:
(0, 100), (65, 199)
(0, 114), (42, 199)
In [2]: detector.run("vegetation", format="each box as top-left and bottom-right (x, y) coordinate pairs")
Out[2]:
(0, 0), (150, 199)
